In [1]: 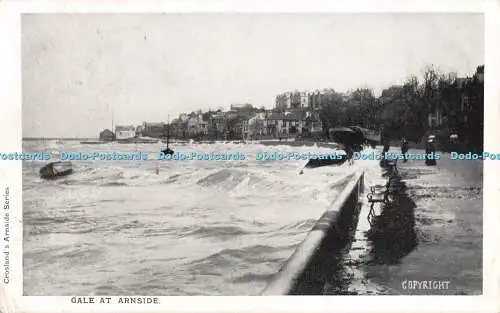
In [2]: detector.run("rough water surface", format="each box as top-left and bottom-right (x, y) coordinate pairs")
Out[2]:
(23, 140), (383, 296)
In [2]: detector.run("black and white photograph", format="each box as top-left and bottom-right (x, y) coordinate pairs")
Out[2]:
(18, 12), (487, 298)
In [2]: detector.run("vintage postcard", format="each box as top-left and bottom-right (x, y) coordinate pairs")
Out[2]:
(0, 0), (499, 312)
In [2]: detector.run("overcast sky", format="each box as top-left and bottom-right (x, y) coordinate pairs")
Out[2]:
(22, 13), (484, 138)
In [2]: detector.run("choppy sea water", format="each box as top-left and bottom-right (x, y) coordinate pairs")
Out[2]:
(23, 140), (383, 296)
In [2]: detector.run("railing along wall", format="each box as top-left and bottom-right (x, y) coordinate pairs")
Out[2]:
(261, 171), (365, 295)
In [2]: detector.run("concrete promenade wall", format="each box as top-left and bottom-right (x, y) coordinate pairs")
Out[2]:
(261, 171), (365, 295)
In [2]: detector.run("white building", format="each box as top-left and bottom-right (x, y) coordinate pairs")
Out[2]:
(187, 114), (209, 136)
(115, 125), (136, 140)
(199, 119), (209, 135)
(247, 112), (267, 139)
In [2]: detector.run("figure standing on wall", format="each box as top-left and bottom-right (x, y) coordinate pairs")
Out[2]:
(425, 137), (437, 166)
(401, 137), (409, 162)
(380, 140), (390, 167)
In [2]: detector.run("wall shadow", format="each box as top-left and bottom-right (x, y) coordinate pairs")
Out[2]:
(366, 165), (417, 265)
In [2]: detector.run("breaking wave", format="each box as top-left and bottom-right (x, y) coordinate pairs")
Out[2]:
(23, 141), (376, 296)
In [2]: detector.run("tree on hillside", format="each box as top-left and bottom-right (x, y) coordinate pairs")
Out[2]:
(202, 111), (211, 121)
(402, 75), (427, 139)
(420, 65), (441, 117)
(225, 117), (239, 139)
(318, 90), (344, 131)
(378, 85), (410, 141)
(346, 88), (377, 128)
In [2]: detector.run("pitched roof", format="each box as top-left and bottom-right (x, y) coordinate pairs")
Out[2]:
(115, 125), (135, 131)
(283, 113), (299, 121)
(266, 111), (307, 121)
(266, 113), (284, 120)
(144, 122), (165, 127)
(305, 115), (322, 123)
(230, 103), (252, 110)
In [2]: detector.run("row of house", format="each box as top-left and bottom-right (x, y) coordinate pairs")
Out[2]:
(275, 89), (338, 112)
(242, 110), (323, 140)
(100, 105), (324, 141)
(99, 122), (168, 142)
(168, 106), (323, 140)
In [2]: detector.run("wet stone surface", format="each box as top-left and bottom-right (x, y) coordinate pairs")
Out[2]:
(324, 152), (482, 295)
